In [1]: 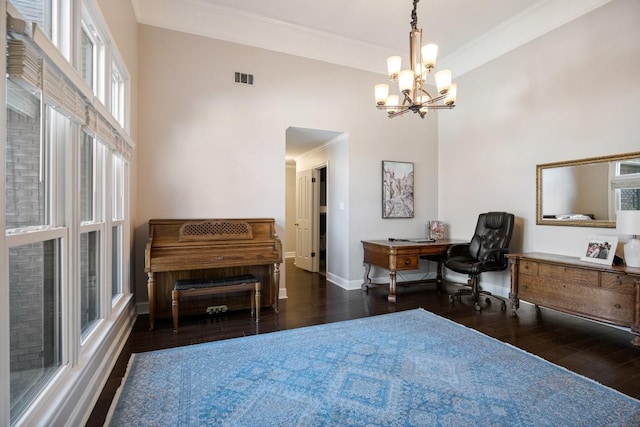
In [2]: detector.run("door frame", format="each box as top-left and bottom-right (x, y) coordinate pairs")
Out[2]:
(311, 162), (328, 273)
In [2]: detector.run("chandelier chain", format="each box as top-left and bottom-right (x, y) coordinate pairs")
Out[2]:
(411, 0), (419, 30)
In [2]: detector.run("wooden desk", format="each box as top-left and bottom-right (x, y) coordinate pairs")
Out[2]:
(362, 239), (463, 303)
(507, 252), (640, 346)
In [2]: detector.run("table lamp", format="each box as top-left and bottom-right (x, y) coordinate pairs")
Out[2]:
(616, 210), (640, 268)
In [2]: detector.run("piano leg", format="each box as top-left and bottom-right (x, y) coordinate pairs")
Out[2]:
(273, 262), (280, 313)
(253, 281), (261, 322)
(147, 272), (156, 330)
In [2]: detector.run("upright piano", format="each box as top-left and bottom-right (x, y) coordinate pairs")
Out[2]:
(145, 218), (283, 330)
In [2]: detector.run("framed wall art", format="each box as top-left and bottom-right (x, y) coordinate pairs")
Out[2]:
(382, 161), (414, 218)
(580, 235), (618, 265)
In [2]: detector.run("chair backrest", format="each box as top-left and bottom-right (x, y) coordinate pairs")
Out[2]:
(468, 212), (515, 262)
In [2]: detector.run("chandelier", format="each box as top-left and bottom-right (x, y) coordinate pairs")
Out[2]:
(374, 0), (457, 119)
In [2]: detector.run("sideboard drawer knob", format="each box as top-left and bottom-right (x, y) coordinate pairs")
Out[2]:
(615, 304), (622, 309)
(404, 258), (411, 265)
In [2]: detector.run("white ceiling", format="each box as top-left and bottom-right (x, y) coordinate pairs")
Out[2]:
(189, 0), (541, 55)
(131, 0), (613, 158)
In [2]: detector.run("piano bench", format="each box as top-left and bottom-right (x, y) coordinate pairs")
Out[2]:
(171, 274), (261, 334)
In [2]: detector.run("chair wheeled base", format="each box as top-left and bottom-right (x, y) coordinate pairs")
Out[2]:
(448, 275), (507, 312)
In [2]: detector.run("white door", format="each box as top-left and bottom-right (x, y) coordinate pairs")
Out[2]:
(295, 169), (313, 271)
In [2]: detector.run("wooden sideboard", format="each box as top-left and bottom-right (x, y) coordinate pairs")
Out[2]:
(507, 252), (640, 346)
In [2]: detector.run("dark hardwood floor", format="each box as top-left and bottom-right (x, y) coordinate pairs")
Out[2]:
(87, 259), (640, 425)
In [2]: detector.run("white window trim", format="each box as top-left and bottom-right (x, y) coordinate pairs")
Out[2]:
(80, 5), (106, 102)
(3, 0), (134, 424)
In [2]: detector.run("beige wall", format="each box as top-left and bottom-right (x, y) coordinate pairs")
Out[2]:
(118, 0), (639, 303)
(438, 0), (640, 295)
(135, 25), (439, 301)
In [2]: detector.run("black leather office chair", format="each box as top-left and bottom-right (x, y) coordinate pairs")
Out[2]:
(445, 212), (515, 311)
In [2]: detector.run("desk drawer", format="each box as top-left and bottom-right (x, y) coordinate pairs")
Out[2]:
(519, 260), (538, 276)
(519, 276), (633, 325)
(393, 256), (419, 270)
(600, 272), (635, 295)
(538, 263), (598, 287)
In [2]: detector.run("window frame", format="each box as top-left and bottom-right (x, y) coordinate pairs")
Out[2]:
(3, 1), (134, 424)
(79, 1), (106, 102)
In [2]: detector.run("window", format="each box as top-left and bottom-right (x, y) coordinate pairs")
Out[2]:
(11, 0), (53, 39)
(9, 239), (63, 423)
(612, 160), (640, 210)
(79, 133), (103, 338)
(6, 81), (66, 423)
(110, 61), (125, 127)
(80, 132), (95, 222)
(4, 1), (133, 423)
(5, 80), (47, 231)
(80, 25), (95, 91)
(111, 154), (125, 299)
(80, 3), (105, 101)
(80, 230), (100, 337)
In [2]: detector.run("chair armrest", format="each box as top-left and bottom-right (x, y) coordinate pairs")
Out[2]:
(482, 248), (510, 265)
(447, 243), (470, 258)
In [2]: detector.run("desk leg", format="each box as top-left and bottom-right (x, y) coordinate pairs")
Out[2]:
(361, 263), (373, 291)
(147, 272), (155, 331)
(388, 270), (397, 303)
(436, 261), (444, 293)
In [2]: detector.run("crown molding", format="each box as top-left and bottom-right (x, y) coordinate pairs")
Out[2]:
(439, 0), (614, 75)
(132, 0), (613, 77)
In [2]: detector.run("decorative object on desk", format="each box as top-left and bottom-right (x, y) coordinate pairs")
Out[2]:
(373, 0), (457, 119)
(616, 210), (640, 267)
(105, 309), (640, 426)
(382, 161), (414, 218)
(580, 235), (618, 265)
(427, 220), (445, 240)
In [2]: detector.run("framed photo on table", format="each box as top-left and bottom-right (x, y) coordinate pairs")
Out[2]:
(580, 235), (618, 265)
(382, 161), (414, 218)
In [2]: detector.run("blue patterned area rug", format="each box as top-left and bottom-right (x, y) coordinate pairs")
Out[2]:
(106, 309), (640, 426)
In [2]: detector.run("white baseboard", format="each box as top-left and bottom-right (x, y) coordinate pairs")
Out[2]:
(137, 301), (150, 315)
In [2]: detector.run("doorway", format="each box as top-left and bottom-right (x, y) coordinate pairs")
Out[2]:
(286, 127), (342, 275)
(315, 165), (327, 275)
(293, 163), (328, 274)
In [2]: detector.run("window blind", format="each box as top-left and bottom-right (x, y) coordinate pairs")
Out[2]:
(7, 11), (134, 156)
(611, 174), (640, 190)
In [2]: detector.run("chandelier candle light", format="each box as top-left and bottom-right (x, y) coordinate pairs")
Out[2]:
(374, 0), (457, 118)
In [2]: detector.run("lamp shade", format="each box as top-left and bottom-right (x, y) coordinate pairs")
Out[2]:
(386, 95), (400, 113)
(617, 210), (640, 268)
(617, 210), (640, 236)
(374, 84), (389, 105)
(387, 56), (401, 79)
(444, 83), (457, 106)
(398, 70), (415, 93)
(435, 69), (452, 94)
(421, 44), (438, 69)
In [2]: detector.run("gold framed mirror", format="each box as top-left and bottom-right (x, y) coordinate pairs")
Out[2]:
(537, 152), (640, 227)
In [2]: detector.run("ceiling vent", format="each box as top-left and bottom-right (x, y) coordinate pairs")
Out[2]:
(234, 72), (254, 86)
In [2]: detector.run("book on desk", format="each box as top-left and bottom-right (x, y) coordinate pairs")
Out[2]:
(388, 238), (436, 243)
